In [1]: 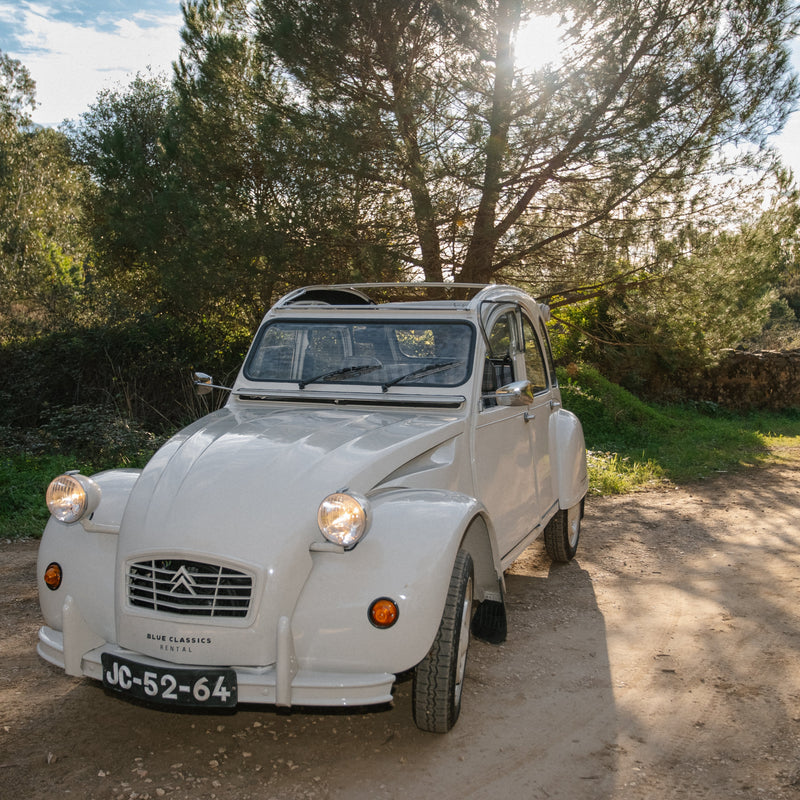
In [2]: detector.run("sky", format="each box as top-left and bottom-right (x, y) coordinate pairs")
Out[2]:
(0, 0), (799, 179)
(0, 0), (183, 124)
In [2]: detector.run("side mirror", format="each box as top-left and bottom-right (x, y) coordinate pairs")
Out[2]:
(193, 371), (214, 396)
(496, 380), (534, 407)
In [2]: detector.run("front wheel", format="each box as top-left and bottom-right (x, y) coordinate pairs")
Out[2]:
(544, 498), (583, 562)
(412, 550), (474, 733)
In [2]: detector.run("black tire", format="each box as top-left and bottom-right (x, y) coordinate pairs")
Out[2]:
(544, 498), (583, 562)
(412, 550), (474, 733)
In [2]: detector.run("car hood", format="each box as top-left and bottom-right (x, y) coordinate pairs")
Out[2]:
(120, 403), (465, 558)
(114, 403), (466, 665)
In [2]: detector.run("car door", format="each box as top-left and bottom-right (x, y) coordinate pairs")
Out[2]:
(472, 308), (540, 560)
(520, 312), (558, 520)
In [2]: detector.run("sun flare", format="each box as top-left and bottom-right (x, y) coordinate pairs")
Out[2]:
(514, 14), (564, 72)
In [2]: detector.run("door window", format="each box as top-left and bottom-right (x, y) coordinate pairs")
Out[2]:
(521, 315), (548, 393)
(481, 311), (517, 408)
(539, 319), (558, 387)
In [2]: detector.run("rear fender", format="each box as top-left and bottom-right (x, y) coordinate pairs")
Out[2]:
(549, 409), (589, 509)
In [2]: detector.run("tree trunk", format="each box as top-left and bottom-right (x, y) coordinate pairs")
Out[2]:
(392, 76), (443, 282)
(460, 0), (520, 283)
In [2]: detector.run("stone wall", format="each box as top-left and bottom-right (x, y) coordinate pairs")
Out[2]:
(690, 349), (800, 411)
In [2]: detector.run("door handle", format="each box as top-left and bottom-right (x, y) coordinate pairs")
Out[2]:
(549, 399), (561, 410)
(524, 411), (536, 422)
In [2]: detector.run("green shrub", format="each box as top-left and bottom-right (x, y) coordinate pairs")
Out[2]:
(38, 405), (163, 463)
(0, 316), (250, 433)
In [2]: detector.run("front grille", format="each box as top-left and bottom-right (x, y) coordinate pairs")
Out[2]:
(127, 559), (253, 618)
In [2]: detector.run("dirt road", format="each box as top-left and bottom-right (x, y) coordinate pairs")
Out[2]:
(2, 454), (800, 800)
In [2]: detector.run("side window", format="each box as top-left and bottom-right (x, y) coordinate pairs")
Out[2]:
(522, 315), (548, 393)
(487, 313), (514, 360)
(539, 319), (558, 387)
(481, 312), (517, 408)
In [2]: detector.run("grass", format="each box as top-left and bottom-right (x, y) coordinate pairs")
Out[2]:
(0, 448), (156, 541)
(559, 363), (800, 494)
(0, 453), (95, 540)
(3, 365), (800, 539)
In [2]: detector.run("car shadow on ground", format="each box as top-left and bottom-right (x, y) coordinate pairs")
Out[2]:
(482, 548), (620, 799)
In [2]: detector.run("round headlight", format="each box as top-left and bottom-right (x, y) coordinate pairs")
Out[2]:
(317, 492), (368, 549)
(46, 474), (98, 523)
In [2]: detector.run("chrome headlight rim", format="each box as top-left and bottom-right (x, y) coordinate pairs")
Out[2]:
(46, 473), (101, 524)
(317, 491), (370, 550)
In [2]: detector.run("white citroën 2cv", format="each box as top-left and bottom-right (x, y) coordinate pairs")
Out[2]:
(37, 283), (587, 733)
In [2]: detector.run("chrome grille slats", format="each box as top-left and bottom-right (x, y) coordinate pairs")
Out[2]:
(127, 559), (252, 618)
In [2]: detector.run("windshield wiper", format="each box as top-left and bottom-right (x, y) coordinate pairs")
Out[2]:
(298, 363), (382, 389)
(381, 360), (463, 392)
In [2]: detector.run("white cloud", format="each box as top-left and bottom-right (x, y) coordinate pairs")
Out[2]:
(0, 1), (183, 125)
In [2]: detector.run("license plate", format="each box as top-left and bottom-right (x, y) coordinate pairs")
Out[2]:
(101, 653), (237, 708)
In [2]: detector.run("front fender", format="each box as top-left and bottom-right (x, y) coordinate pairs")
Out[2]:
(37, 469), (140, 640)
(549, 408), (588, 509)
(291, 489), (488, 674)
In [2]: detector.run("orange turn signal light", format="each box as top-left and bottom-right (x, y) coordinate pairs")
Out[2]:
(369, 598), (399, 629)
(44, 562), (62, 591)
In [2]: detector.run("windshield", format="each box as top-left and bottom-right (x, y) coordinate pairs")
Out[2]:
(244, 319), (475, 389)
